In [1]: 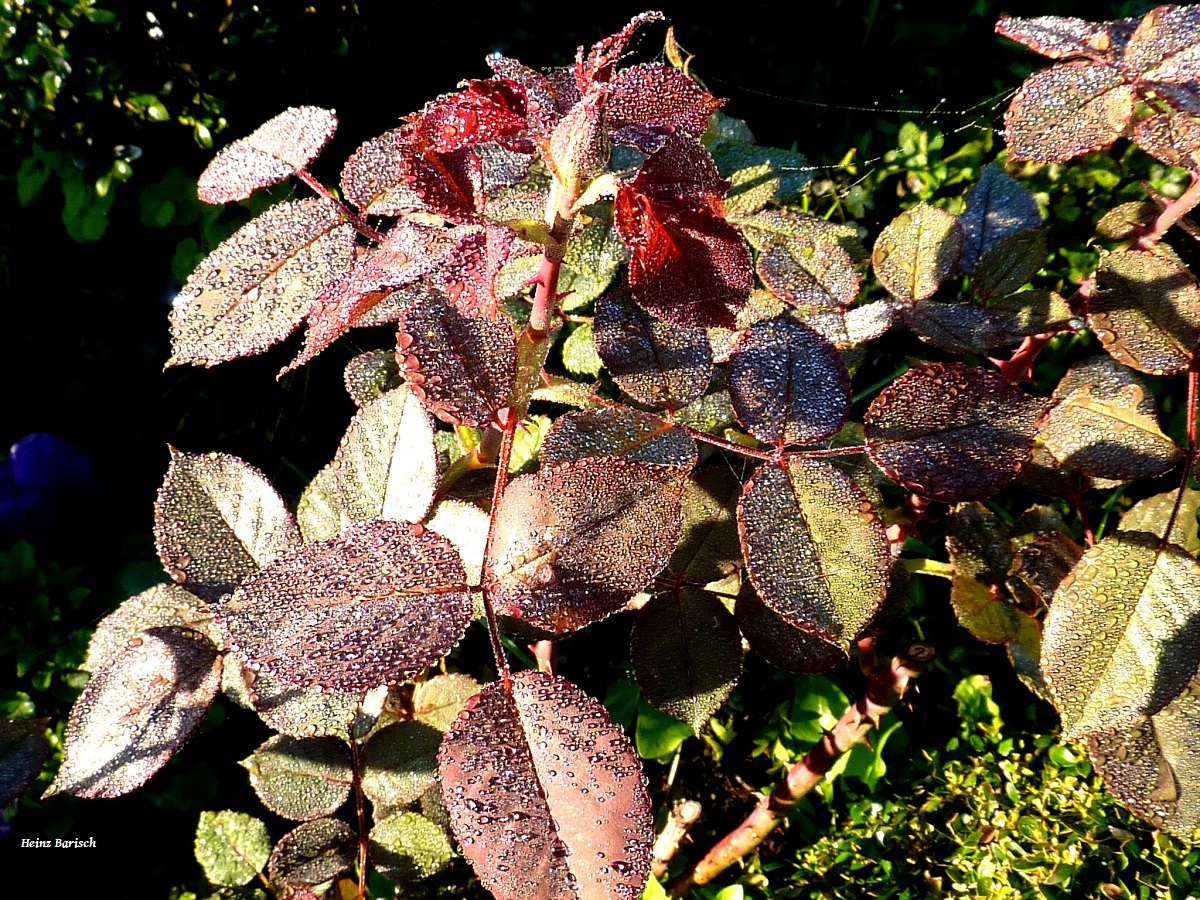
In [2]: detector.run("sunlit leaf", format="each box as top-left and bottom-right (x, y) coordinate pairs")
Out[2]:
(669, 466), (743, 583)
(1132, 110), (1200, 171)
(198, 106), (337, 203)
(425, 499), (490, 587)
(958, 162), (1044, 274)
(246, 670), (365, 742)
(344, 349), (401, 408)
(1008, 612), (1052, 703)
(561, 322), (604, 378)
(335, 386), (439, 526)
(728, 315), (850, 448)
(900, 291), (1071, 353)
(864, 363), (1045, 502)
(995, 15), (1135, 60)
(168, 199), (355, 367)
(242, 735), (352, 821)
(439, 671), (653, 900)
(1041, 531), (1200, 740)
(413, 673), (482, 732)
(398, 292), (517, 426)
(593, 289), (712, 410)
(709, 141), (812, 217)
(559, 219), (627, 312)
(798, 301), (895, 349)
(84, 583), (217, 674)
(631, 589), (742, 732)
(341, 128), (423, 215)
(1089, 250), (1200, 375)
(1003, 62), (1134, 162)
(154, 448), (302, 602)
(46, 627), (220, 798)
(1121, 487), (1200, 553)
(1095, 200), (1161, 242)
(486, 458), (685, 633)
(1007, 531), (1084, 610)
(1123, 4), (1200, 82)
(946, 503), (1020, 644)
(1086, 671), (1200, 839)
(872, 202), (962, 303)
(195, 810), (271, 888)
(735, 590), (848, 674)
(540, 407), (696, 468)
(405, 78), (527, 153)
(268, 818), (356, 890)
(0, 718), (49, 807)
(370, 811), (456, 882)
(606, 62), (723, 153)
(362, 721), (443, 807)
(738, 458), (890, 641)
(223, 519), (471, 692)
(756, 238), (860, 308)
(297, 463), (347, 544)
(972, 229), (1047, 300)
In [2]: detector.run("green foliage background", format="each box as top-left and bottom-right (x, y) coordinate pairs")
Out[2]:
(3, 0), (1196, 896)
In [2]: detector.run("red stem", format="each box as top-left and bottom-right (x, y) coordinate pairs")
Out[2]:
(350, 729), (369, 898)
(295, 168), (387, 243)
(1138, 173), (1200, 249)
(480, 419), (517, 683)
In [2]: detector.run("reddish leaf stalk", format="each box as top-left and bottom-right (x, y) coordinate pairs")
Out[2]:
(1138, 173), (1200, 249)
(349, 730), (369, 898)
(295, 168), (387, 243)
(667, 641), (935, 896)
(480, 417), (518, 683)
(1162, 362), (1199, 546)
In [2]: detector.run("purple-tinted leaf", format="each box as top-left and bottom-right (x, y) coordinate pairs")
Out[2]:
(757, 238), (861, 308)
(872, 202), (963, 303)
(728, 315), (851, 448)
(169, 198), (356, 367)
(1003, 62), (1135, 162)
(46, 626), (220, 798)
(1090, 249), (1200, 375)
(1086, 672), (1200, 839)
(738, 458), (890, 641)
(946, 503), (1020, 644)
(606, 62), (723, 153)
(669, 466), (743, 584)
(397, 142), (484, 223)
(344, 349), (401, 408)
(1147, 79), (1200, 113)
(85, 583), (218, 674)
(1133, 109), (1200, 171)
(242, 735), (352, 821)
(154, 448), (302, 602)
(1095, 200), (1161, 242)
(1123, 5), (1200, 82)
(8, 433), (96, 494)
(268, 818), (356, 890)
(899, 291), (1071, 354)
(223, 519), (471, 692)
(735, 591), (848, 674)
(972, 230), (1047, 299)
(198, 106), (337, 204)
(539, 407), (697, 469)
(486, 458), (685, 634)
(578, 10), (665, 86)
(341, 128), (423, 215)
(398, 292), (517, 426)
(1042, 532), (1200, 740)
(593, 288), (712, 410)
(631, 589), (742, 731)
(487, 55), (565, 132)
(439, 671), (653, 900)
(362, 721), (442, 807)
(405, 79), (528, 153)
(864, 363), (1045, 502)
(370, 811), (455, 882)
(1007, 531), (1084, 610)
(0, 718), (49, 807)
(995, 15), (1133, 61)
(958, 163), (1043, 275)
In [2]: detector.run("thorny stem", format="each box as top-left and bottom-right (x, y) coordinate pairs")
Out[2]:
(295, 168), (387, 243)
(652, 798), (703, 879)
(666, 640), (935, 897)
(1162, 362), (1199, 545)
(1138, 173), (1200, 249)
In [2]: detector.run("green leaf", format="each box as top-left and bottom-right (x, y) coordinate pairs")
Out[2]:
(972, 229), (1047, 299)
(1041, 532), (1200, 740)
(425, 499), (490, 587)
(871, 202), (963, 303)
(362, 722), (442, 807)
(241, 735), (353, 821)
(539, 407), (697, 468)
(1120, 487), (1200, 553)
(561, 322), (603, 377)
(946, 503), (1020, 644)
(412, 673), (481, 731)
(669, 466), (743, 584)
(636, 698), (693, 759)
(343, 349), (401, 407)
(369, 811), (455, 882)
(559, 219), (627, 311)
(195, 810), (271, 887)
(84, 583), (217, 674)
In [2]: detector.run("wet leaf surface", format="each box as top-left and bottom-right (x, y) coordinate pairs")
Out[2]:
(1086, 671), (1200, 839)
(1008, 612), (1052, 704)
(398, 292), (517, 426)
(561, 323), (604, 378)
(341, 128), (423, 215)
(738, 458), (890, 641)
(1132, 110), (1200, 171)
(900, 291), (1071, 353)
(539, 407), (696, 469)
(1007, 531), (1084, 610)
(1120, 487), (1200, 552)
(85, 583), (218, 673)
(995, 15), (1132, 60)
(799, 300), (895, 349)
(486, 458), (685, 634)
(558, 220), (627, 312)
(1003, 61), (1134, 162)
(168, 199), (355, 367)
(669, 466), (744, 584)
(972, 229), (1047, 299)
(593, 289), (712, 410)
(1089, 250), (1200, 375)
(344, 350), (401, 407)
(728, 315), (850, 447)
(864, 362), (1045, 502)
(413, 673), (482, 732)
(709, 140), (812, 216)
(871, 202), (963, 303)
(630, 589), (742, 732)
(195, 810), (271, 887)
(958, 162), (1044, 274)
(1041, 532), (1200, 741)
(198, 106), (337, 203)
(0, 718), (49, 807)
(1123, 4), (1200, 82)
(334, 386), (439, 526)
(438, 671), (652, 900)
(296, 463), (347, 544)
(756, 238), (861, 308)
(223, 519), (471, 692)
(154, 449), (302, 602)
(268, 818), (356, 890)
(606, 62), (722, 153)
(947, 503), (1021, 644)
(735, 208), (867, 262)
(47, 626), (220, 798)
(370, 811), (456, 882)
(735, 591), (848, 674)
(362, 721), (443, 807)
(245, 670), (364, 742)
(242, 734), (353, 821)
(425, 500), (490, 587)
